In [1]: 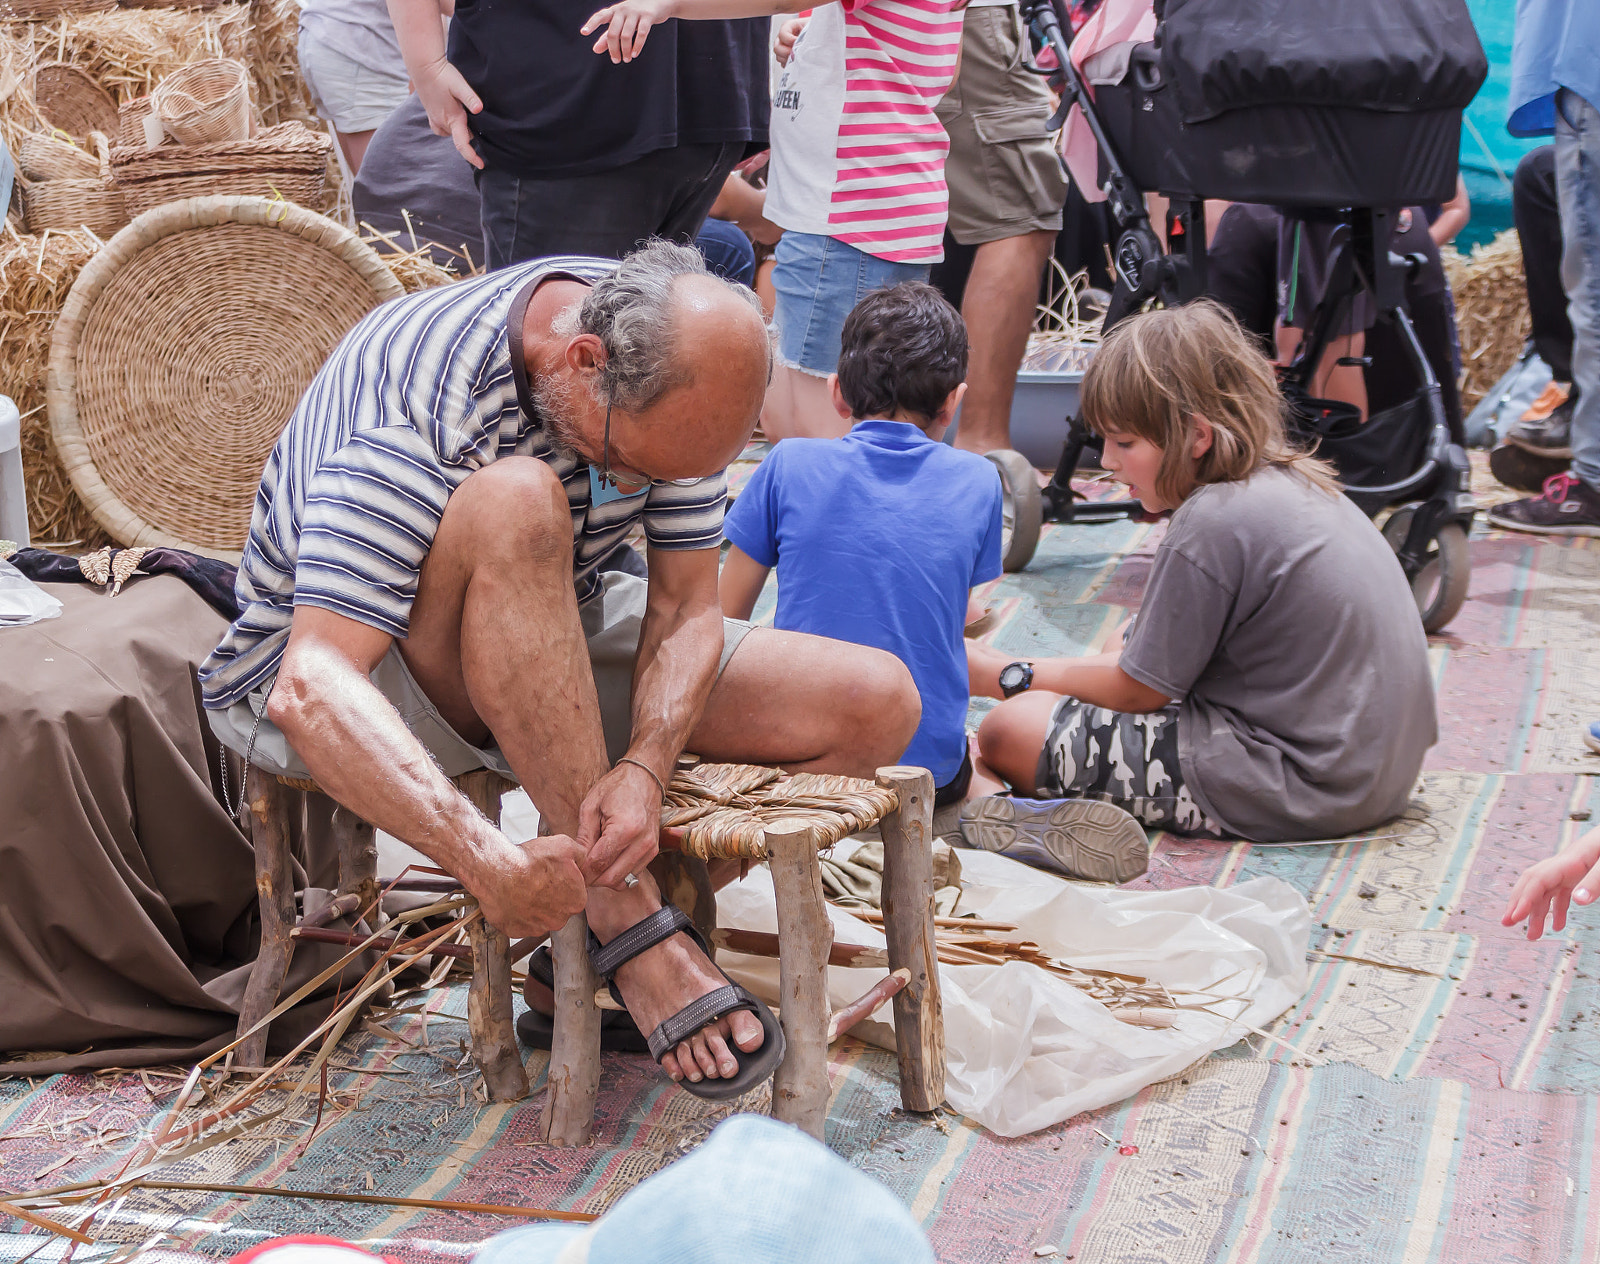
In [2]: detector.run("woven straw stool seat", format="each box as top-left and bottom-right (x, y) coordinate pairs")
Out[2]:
(48, 196), (405, 559)
(662, 764), (901, 859)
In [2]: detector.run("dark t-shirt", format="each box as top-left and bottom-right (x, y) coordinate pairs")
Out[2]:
(448, 4), (770, 178)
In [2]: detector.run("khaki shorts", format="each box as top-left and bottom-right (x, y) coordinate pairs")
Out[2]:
(936, 5), (1069, 246)
(207, 571), (755, 782)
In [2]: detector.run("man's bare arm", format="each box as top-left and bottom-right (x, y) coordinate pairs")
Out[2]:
(576, 547), (724, 888)
(268, 606), (586, 936)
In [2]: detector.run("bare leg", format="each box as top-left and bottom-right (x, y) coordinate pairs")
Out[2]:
(953, 230), (1057, 455)
(761, 364), (852, 442)
(333, 127), (375, 175)
(399, 458), (761, 1083)
(1277, 326), (1368, 420)
(688, 628), (921, 776)
(975, 691), (1062, 795)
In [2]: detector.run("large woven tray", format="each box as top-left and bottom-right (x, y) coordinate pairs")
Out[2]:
(47, 196), (406, 559)
(110, 121), (330, 217)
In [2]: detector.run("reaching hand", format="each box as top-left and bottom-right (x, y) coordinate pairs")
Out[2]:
(774, 16), (807, 65)
(413, 55), (484, 169)
(471, 834), (589, 938)
(577, 762), (666, 889)
(581, 0), (674, 63)
(1502, 826), (1600, 941)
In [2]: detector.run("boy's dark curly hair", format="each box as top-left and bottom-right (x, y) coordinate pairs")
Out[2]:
(836, 282), (968, 426)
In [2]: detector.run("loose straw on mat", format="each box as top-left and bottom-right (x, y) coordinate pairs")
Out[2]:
(18, 1181), (596, 1224)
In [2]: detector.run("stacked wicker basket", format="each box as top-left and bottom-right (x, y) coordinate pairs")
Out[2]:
(108, 57), (330, 216)
(15, 128), (128, 235)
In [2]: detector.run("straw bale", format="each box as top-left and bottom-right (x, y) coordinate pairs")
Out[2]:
(1443, 229), (1532, 413)
(0, 221), (109, 547)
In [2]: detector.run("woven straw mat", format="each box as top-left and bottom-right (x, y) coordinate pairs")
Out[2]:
(47, 196), (405, 559)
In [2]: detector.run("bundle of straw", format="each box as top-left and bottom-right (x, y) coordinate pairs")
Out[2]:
(0, 6), (253, 155)
(0, 221), (111, 547)
(1443, 229), (1532, 413)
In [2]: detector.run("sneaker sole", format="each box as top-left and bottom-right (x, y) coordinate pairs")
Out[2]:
(1484, 509), (1600, 538)
(1585, 730), (1600, 756)
(959, 797), (1149, 884)
(1505, 433), (1575, 460)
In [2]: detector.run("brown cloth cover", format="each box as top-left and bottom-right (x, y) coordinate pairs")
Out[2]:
(0, 577), (356, 1075)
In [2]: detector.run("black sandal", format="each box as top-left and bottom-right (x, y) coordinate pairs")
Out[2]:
(589, 904), (785, 1101)
(515, 946), (652, 1054)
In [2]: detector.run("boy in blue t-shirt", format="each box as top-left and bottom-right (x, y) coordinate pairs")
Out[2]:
(719, 282), (1003, 805)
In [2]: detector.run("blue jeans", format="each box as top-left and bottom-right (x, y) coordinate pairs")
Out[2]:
(771, 232), (929, 374)
(693, 215), (757, 288)
(1557, 88), (1600, 488)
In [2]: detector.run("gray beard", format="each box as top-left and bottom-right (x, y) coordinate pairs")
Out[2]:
(530, 372), (590, 463)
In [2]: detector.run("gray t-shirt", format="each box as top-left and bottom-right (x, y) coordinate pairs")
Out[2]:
(1119, 465), (1436, 841)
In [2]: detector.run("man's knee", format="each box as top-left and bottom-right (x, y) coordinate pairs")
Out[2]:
(449, 457), (572, 561)
(841, 645), (920, 757)
(977, 693), (1056, 790)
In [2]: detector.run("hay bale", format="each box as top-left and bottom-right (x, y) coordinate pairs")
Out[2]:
(1444, 229), (1532, 414)
(0, 222), (109, 547)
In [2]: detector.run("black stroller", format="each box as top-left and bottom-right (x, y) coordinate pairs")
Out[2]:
(990, 0), (1487, 633)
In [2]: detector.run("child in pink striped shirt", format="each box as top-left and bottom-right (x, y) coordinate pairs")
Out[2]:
(583, 0), (966, 439)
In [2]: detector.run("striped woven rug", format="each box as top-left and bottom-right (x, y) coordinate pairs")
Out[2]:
(4, 454), (1599, 1263)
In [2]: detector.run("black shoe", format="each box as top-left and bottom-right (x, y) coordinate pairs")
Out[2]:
(1505, 396), (1575, 459)
(1489, 441), (1571, 493)
(1486, 473), (1600, 537)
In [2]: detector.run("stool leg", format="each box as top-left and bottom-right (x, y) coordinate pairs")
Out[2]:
(237, 769), (295, 1069)
(455, 770), (529, 1101)
(540, 912), (601, 1145)
(650, 851), (717, 948)
(332, 807), (381, 928)
(876, 766), (946, 1113)
(468, 918), (530, 1101)
(768, 824), (830, 1140)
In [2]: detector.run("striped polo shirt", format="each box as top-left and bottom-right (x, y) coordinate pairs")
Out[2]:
(764, 0), (965, 264)
(199, 255), (728, 711)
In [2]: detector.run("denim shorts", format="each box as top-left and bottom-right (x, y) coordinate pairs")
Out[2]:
(771, 232), (929, 376)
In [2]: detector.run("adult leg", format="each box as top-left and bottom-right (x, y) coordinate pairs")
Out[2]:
(953, 230), (1059, 454)
(333, 128), (375, 175)
(1557, 90), (1600, 495)
(400, 457), (762, 1082)
(1516, 145), (1573, 382)
(687, 628), (921, 776)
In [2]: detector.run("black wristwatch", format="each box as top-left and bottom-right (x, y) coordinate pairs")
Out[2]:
(998, 661), (1034, 699)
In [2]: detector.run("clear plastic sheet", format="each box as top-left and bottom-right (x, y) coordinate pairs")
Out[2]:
(716, 843), (1309, 1137)
(0, 558), (63, 627)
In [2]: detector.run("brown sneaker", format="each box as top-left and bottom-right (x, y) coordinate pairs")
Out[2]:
(1489, 441), (1571, 493)
(1486, 473), (1600, 537)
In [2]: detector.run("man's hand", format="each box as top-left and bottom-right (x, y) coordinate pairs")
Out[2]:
(471, 833), (590, 938)
(413, 54), (484, 168)
(1502, 826), (1600, 941)
(581, 0), (674, 63)
(774, 15), (806, 65)
(576, 762), (666, 889)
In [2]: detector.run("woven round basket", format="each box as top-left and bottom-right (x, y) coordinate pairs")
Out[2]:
(33, 63), (120, 141)
(48, 197), (406, 559)
(150, 58), (251, 146)
(20, 177), (128, 236)
(0, 0), (113, 19)
(18, 132), (102, 181)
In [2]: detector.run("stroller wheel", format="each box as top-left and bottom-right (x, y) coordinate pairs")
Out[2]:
(986, 448), (1043, 573)
(1382, 508), (1470, 634)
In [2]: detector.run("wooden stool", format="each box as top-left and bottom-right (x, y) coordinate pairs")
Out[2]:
(541, 764), (945, 1144)
(234, 765), (529, 1101)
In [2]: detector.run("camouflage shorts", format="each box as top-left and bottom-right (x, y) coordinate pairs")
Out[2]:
(1034, 698), (1229, 839)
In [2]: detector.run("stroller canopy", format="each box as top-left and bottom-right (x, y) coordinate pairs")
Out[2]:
(1159, 0), (1488, 124)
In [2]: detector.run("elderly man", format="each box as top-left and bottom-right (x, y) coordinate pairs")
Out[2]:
(201, 241), (919, 1097)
